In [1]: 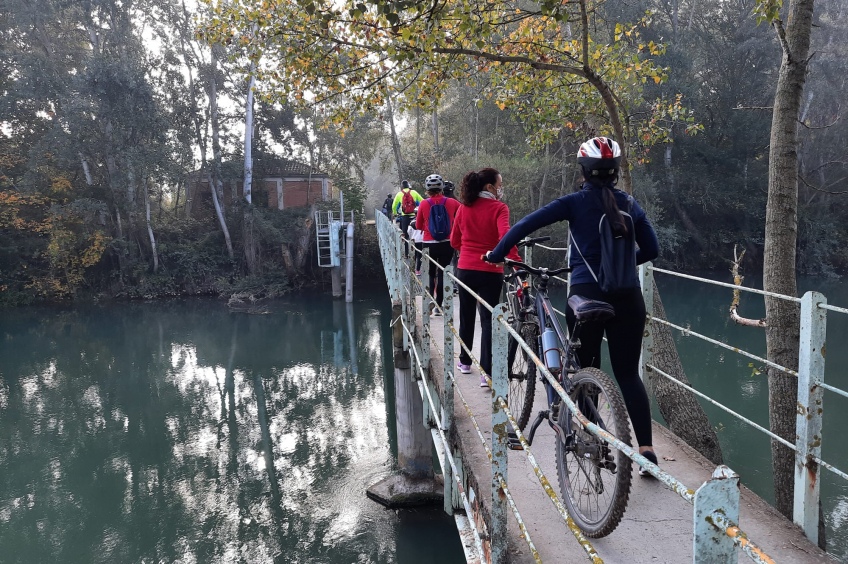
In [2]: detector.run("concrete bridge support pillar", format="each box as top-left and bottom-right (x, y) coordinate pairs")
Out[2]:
(366, 299), (441, 508)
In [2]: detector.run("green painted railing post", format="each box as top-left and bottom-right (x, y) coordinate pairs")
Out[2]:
(639, 263), (655, 383)
(693, 466), (739, 563)
(490, 303), (510, 564)
(442, 266), (456, 515)
(794, 291), (826, 545)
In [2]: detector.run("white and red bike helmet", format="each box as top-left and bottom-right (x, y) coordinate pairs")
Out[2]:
(577, 136), (622, 178)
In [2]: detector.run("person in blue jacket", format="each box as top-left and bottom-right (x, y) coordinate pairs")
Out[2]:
(485, 136), (660, 475)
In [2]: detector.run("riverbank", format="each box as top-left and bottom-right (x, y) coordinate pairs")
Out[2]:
(0, 214), (387, 307)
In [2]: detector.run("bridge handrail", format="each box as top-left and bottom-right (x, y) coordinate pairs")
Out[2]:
(375, 213), (783, 563)
(644, 266), (848, 487)
(525, 247), (848, 487)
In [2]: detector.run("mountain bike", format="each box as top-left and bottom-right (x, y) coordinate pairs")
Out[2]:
(502, 255), (633, 538)
(504, 237), (549, 430)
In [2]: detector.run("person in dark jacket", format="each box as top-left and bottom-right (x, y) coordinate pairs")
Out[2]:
(486, 136), (660, 475)
(381, 194), (393, 218)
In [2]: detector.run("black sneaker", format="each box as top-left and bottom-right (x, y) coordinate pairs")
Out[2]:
(639, 450), (658, 478)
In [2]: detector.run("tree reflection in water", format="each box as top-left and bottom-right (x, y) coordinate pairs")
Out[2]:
(0, 293), (464, 563)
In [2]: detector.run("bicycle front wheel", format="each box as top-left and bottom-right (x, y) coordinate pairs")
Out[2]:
(555, 367), (632, 538)
(506, 316), (538, 430)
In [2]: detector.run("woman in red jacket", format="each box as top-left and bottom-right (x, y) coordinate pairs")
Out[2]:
(450, 168), (520, 387)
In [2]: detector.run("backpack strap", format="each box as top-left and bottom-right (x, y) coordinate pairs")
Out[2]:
(569, 227), (599, 283)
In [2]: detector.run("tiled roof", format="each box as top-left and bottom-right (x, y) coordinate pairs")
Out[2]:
(189, 157), (328, 179)
(258, 158), (328, 177)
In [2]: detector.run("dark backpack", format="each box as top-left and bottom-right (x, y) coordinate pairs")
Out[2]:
(401, 189), (416, 214)
(571, 207), (639, 294)
(427, 198), (451, 241)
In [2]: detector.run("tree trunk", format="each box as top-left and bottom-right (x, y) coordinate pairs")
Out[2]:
(578, 0), (633, 194)
(209, 46), (234, 260)
(243, 207), (258, 276)
(79, 153), (93, 186)
(386, 94), (404, 183)
(243, 59), (259, 276)
(649, 286), (724, 464)
(431, 107), (440, 168)
(415, 106), (421, 161)
(143, 177), (159, 273)
(762, 0), (814, 521)
(243, 69), (255, 205)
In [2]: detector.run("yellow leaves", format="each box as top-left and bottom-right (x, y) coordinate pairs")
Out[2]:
(653, 75), (661, 84)
(51, 176), (72, 193)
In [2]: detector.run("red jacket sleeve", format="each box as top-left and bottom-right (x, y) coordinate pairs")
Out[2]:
(450, 206), (463, 251)
(498, 204), (522, 261)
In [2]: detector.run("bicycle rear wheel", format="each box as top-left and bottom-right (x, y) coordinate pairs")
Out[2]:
(555, 367), (632, 538)
(506, 316), (538, 430)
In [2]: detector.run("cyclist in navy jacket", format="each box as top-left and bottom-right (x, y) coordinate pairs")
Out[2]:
(486, 136), (660, 475)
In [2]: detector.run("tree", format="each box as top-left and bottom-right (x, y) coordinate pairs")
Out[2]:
(756, 0), (816, 525)
(200, 0), (700, 194)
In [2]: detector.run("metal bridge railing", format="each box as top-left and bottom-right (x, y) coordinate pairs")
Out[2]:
(496, 239), (845, 536)
(643, 265), (847, 545)
(375, 213), (782, 563)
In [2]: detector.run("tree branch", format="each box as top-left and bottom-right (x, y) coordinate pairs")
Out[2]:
(432, 47), (584, 76)
(733, 105), (773, 111)
(729, 245), (767, 328)
(799, 174), (848, 195)
(799, 113), (841, 130)
(772, 18), (791, 59)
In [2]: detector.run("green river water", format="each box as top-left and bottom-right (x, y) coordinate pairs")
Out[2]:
(1, 274), (847, 562)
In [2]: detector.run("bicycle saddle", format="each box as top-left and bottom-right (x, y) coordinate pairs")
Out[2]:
(567, 295), (615, 322)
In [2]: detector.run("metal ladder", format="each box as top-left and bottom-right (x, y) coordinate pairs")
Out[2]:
(315, 210), (354, 268)
(316, 211), (334, 267)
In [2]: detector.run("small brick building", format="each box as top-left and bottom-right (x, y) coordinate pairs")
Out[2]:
(186, 159), (332, 218)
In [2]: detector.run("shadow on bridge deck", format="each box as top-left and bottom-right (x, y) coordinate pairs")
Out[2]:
(418, 295), (833, 563)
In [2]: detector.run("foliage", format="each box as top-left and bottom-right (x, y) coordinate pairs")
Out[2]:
(0, 192), (111, 303)
(198, 0), (698, 176)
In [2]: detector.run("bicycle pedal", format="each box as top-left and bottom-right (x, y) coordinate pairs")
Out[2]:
(507, 432), (524, 451)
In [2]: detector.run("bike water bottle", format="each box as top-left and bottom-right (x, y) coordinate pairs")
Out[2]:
(541, 329), (562, 373)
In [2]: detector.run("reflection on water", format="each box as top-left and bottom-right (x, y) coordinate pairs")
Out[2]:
(0, 292), (463, 563)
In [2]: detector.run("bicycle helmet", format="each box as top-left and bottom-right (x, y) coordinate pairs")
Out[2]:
(577, 136), (621, 178)
(401, 180), (411, 189)
(424, 174), (444, 191)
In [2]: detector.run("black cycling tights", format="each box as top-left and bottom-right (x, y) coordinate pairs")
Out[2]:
(566, 284), (653, 448)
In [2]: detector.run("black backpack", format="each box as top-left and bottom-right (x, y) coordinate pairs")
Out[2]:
(571, 207), (639, 294)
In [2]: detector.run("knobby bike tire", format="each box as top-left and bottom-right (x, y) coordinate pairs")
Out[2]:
(506, 315), (538, 431)
(555, 367), (632, 538)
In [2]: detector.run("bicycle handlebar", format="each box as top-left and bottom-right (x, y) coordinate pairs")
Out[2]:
(504, 257), (570, 278)
(517, 236), (551, 248)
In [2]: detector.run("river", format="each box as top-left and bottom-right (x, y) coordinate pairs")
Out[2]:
(1, 275), (847, 562)
(0, 292), (464, 563)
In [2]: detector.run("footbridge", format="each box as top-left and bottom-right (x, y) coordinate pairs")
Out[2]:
(366, 212), (842, 563)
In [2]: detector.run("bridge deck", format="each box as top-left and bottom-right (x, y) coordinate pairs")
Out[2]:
(419, 295), (833, 563)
